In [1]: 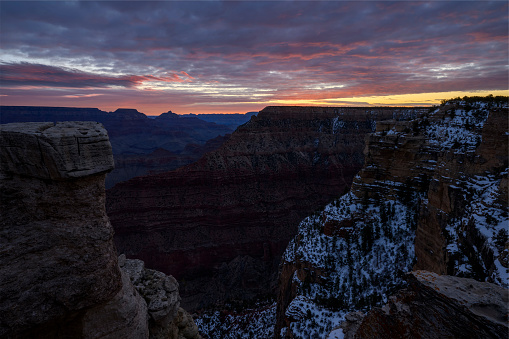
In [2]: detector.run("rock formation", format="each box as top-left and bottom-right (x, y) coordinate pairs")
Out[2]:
(106, 106), (427, 310)
(119, 256), (201, 339)
(0, 121), (122, 338)
(413, 105), (508, 283)
(336, 271), (508, 339)
(0, 121), (200, 339)
(274, 98), (508, 338)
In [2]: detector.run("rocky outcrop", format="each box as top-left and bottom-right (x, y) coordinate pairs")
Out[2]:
(339, 271), (508, 339)
(0, 121), (124, 337)
(119, 256), (201, 339)
(81, 269), (149, 339)
(0, 121), (114, 179)
(0, 121), (200, 339)
(107, 106), (427, 310)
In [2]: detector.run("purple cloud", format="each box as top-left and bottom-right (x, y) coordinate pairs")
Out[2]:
(0, 63), (193, 88)
(0, 1), (507, 114)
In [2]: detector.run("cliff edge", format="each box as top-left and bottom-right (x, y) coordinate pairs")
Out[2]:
(335, 271), (508, 339)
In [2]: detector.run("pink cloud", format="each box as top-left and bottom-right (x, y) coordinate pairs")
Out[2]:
(0, 63), (192, 89)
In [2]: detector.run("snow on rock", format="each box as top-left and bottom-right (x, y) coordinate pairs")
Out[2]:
(275, 97), (508, 339)
(195, 302), (276, 339)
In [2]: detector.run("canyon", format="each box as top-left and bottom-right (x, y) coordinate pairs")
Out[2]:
(0, 106), (235, 188)
(1, 97), (506, 338)
(0, 121), (200, 338)
(106, 106), (428, 310)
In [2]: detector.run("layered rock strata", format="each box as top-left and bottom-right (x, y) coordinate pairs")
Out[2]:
(275, 99), (508, 338)
(108, 134), (230, 188)
(0, 121), (125, 337)
(0, 121), (200, 339)
(414, 106), (509, 282)
(337, 271), (508, 339)
(107, 106), (427, 309)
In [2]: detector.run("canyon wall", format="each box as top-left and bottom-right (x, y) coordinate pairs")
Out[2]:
(414, 106), (508, 280)
(0, 122), (200, 339)
(274, 99), (508, 338)
(106, 106), (427, 310)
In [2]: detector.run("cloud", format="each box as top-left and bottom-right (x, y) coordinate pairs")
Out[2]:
(62, 93), (103, 98)
(0, 1), (507, 114)
(0, 62), (192, 88)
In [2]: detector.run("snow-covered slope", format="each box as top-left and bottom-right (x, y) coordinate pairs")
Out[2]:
(278, 192), (419, 338)
(196, 301), (276, 339)
(275, 96), (508, 338)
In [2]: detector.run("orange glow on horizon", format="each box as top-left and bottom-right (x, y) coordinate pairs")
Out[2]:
(152, 90), (508, 115)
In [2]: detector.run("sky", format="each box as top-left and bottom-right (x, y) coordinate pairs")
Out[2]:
(1, 1), (508, 115)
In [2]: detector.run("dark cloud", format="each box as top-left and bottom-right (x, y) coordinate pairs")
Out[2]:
(0, 63), (192, 88)
(0, 1), (507, 113)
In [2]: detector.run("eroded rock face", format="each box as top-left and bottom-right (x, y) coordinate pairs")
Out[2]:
(82, 270), (149, 339)
(121, 257), (180, 327)
(414, 107), (508, 283)
(0, 121), (114, 180)
(0, 121), (120, 337)
(274, 100), (508, 338)
(0, 121), (202, 339)
(119, 255), (202, 339)
(107, 106), (426, 309)
(0, 121), (202, 338)
(342, 271), (508, 339)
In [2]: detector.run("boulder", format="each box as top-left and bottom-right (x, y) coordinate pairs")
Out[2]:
(342, 271), (508, 339)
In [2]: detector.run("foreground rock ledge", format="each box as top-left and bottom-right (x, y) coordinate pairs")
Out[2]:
(336, 271), (508, 339)
(0, 121), (200, 338)
(0, 121), (114, 180)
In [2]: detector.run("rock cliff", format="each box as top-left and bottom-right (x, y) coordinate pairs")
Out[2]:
(106, 106), (427, 310)
(0, 121), (200, 339)
(274, 97), (508, 338)
(335, 271), (508, 339)
(0, 121), (122, 338)
(414, 104), (508, 283)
